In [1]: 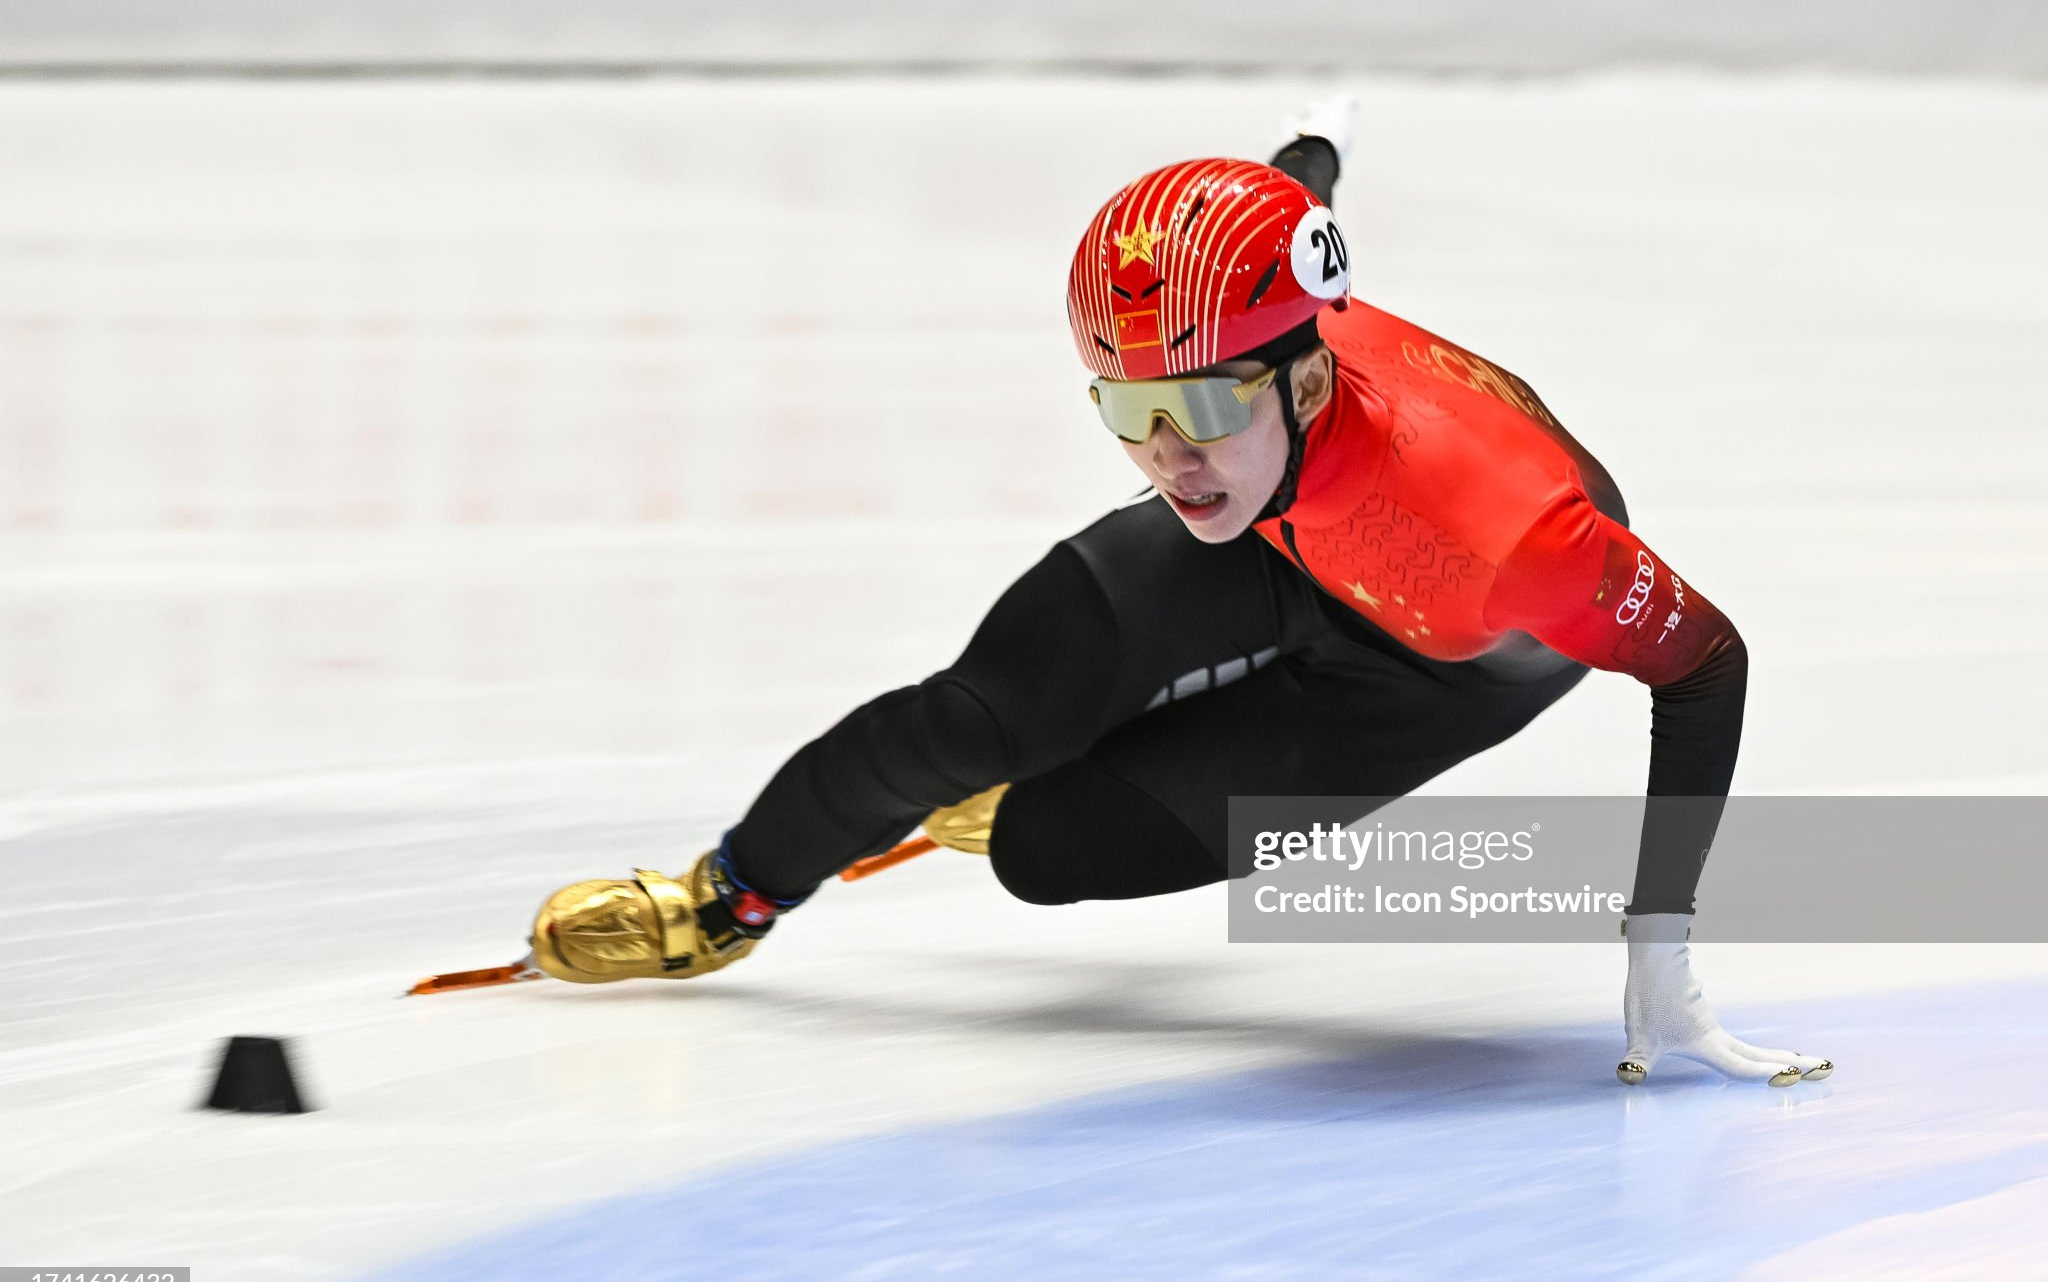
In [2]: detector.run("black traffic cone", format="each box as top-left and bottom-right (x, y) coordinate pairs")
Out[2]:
(202, 1035), (313, 1113)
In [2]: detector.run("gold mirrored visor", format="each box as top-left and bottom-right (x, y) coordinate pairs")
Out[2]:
(1088, 367), (1277, 446)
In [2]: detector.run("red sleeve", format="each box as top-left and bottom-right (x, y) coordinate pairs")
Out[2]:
(1485, 490), (1739, 688)
(1486, 489), (1748, 916)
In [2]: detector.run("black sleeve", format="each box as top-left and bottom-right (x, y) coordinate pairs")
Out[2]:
(1629, 632), (1749, 915)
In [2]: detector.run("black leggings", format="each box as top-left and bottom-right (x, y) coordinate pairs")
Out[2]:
(729, 496), (1586, 905)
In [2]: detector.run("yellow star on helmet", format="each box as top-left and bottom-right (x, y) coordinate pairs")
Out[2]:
(1114, 221), (1165, 268)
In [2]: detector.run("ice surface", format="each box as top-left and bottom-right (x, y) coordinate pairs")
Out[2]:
(2, 75), (2045, 1279)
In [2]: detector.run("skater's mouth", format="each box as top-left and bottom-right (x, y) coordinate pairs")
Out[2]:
(1163, 488), (1228, 521)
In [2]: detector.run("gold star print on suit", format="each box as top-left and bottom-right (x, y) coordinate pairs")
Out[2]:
(1115, 222), (1165, 268)
(1345, 580), (1382, 610)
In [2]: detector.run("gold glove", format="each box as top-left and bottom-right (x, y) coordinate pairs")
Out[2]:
(922, 782), (1010, 854)
(530, 850), (763, 984)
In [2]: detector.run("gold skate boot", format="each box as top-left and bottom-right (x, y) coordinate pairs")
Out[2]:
(531, 846), (789, 984)
(921, 782), (1010, 854)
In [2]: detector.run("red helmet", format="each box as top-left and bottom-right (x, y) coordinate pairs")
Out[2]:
(1068, 158), (1350, 381)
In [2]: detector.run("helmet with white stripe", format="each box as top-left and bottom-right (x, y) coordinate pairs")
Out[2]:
(1067, 158), (1349, 381)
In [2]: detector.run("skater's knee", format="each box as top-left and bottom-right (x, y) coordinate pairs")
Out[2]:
(907, 674), (1013, 791)
(990, 838), (1081, 906)
(989, 761), (1220, 906)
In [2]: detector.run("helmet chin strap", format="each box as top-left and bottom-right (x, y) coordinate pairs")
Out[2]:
(1254, 354), (1312, 523)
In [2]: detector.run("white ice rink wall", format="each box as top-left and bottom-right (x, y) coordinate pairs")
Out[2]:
(2, 0), (2046, 77)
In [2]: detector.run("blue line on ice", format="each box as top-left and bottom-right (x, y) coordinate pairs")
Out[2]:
(364, 980), (2048, 1281)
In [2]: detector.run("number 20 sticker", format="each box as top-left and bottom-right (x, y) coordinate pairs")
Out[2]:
(1289, 206), (1350, 301)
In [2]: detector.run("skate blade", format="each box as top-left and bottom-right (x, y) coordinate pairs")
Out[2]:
(839, 835), (939, 882)
(406, 955), (545, 996)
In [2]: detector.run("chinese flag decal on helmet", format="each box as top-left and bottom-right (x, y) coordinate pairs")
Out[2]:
(1067, 158), (1350, 381)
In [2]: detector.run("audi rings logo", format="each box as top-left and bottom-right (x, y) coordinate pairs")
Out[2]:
(1615, 551), (1656, 625)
